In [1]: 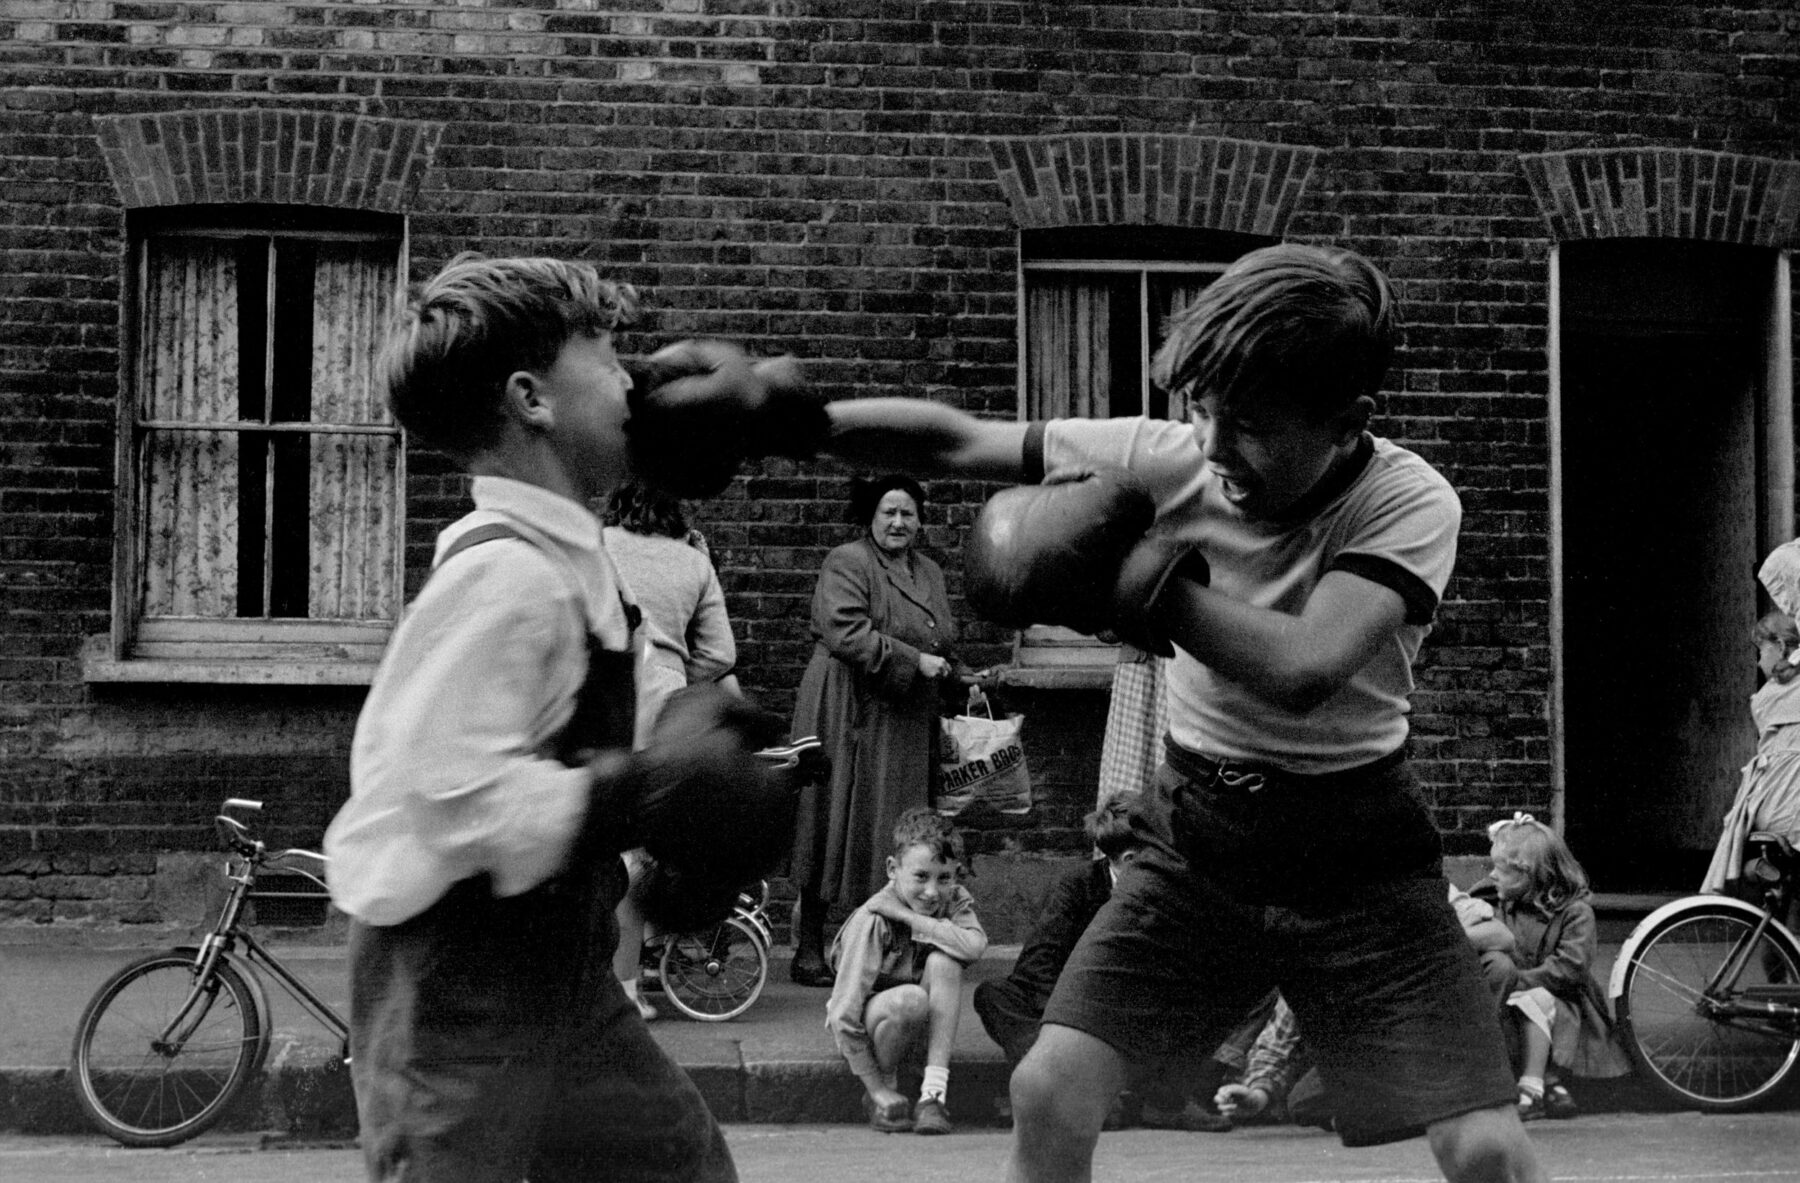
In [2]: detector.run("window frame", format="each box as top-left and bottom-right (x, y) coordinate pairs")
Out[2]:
(1007, 247), (1232, 686)
(89, 208), (408, 686)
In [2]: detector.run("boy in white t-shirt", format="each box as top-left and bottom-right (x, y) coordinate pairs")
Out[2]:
(774, 244), (1541, 1183)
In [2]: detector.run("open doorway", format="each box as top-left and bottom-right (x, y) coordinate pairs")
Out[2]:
(1557, 240), (1792, 892)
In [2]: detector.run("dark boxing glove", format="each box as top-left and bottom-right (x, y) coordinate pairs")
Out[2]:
(964, 468), (1208, 657)
(625, 340), (822, 499)
(581, 684), (796, 904)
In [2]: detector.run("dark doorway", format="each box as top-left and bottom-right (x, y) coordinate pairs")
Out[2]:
(1560, 240), (1780, 892)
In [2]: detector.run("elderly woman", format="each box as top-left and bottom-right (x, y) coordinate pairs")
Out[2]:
(787, 474), (961, 986)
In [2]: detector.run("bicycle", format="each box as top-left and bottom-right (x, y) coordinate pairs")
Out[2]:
(70, 738), (824, 1145)
(642, 879), (776, 1021)
(639, 736), (823, 1022)
(1609, 828), (1800, 1111)
(70, 797), (347, 1147)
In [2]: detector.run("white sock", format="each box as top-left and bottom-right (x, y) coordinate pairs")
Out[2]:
(1519, 1075), (1544, 1099)
(920, 1065), (950, 1103)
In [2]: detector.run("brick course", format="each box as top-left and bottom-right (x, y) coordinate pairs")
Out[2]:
(2, 0), (1797, 930)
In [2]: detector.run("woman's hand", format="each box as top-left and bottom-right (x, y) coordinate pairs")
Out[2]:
(918, 653), (951, 679)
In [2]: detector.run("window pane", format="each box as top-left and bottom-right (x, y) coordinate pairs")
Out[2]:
(1148, 273), (1216, 422)
(140, 237), (240, 618)
(135, 228), (400, 632)
(1024, 273), (1137, 419)
(308, 241), (400, 622)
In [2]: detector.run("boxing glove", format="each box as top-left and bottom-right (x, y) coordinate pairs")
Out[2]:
(584, 683), (796, 894)
(964, 469), (1208, 657)
(626, 340), (822, 499)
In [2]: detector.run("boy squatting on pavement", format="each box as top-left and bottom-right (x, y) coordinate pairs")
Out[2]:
(826, 807), (987, 1135)
(632, 241), (1548, 1183)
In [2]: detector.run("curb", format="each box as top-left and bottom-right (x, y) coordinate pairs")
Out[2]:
(5, 1047), (1681, 1141)
(6, 1051), (1017, 1139)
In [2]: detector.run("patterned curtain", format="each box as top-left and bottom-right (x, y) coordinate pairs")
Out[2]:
(1025, 274), (1112, 419)
(309, 242), (399, 622)
(140, 237), (239, 618)
(1149, 273), (1212, 422)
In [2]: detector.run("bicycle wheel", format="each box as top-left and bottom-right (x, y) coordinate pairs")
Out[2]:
(1616, 901), (1800, 1111)
(658, 915), (769, 1021)
(71, 952), (269, 1146)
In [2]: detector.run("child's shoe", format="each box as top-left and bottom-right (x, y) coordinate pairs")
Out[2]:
(1543, 1083), (1578, 1120)
(912, 1097), (954, 1135)
(1516, 1087), (1547, 1122)
(864, 1095), (913, 1134)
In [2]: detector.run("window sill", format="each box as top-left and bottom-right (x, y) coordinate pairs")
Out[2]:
(996, 665), (1114, 690)
(82, 637), (379, 686)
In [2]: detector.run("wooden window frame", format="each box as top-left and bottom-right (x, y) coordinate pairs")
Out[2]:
(87, 208), (407, 686)
(1008, 252), (1227, 686)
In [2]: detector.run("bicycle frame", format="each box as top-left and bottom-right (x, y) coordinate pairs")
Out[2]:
(164, 837), (348, 1055)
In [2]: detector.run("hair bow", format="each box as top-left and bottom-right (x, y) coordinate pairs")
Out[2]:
(1486, 811), (1537, 838)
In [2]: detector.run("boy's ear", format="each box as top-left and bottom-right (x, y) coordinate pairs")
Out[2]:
(885, 855), (899, 879)
(502, 369), (555, 431)
(1333, 395), (1375, 445)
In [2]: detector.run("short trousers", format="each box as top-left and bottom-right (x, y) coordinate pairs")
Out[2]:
(350, 868), (736, 1183)
(1042, 742), (1517, 1147)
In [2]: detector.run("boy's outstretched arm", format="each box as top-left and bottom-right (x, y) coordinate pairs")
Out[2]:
(825, 398), (1029, 481)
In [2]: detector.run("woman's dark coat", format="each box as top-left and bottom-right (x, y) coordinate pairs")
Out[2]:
(790, 536), (956, 905)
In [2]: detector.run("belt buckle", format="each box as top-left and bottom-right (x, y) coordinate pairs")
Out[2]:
(1213, 759), (1266, 794)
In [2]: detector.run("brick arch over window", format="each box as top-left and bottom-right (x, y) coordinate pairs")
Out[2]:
(1519, 148), (1800, 247)
(986, 134), (1318, 235)
(92, 109), (444, 211)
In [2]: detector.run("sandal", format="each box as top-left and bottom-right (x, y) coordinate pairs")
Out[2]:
(1543, 1083), (1578, 1120)
(1517, 1089), (1547, 1122)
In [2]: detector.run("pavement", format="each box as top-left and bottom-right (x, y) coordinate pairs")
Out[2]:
(0, 938), (1021, 1138)
(0, 926), (1760, 1141)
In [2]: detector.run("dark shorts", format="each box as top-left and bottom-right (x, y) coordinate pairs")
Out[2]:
(349, 867), (736, 1183)
(1042, 743), (1516, 1147)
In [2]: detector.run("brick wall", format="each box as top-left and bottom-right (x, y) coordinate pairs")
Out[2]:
(2, 0), (1797, 931)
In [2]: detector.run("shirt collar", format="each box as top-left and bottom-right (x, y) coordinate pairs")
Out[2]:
(468, 476), (603, 554)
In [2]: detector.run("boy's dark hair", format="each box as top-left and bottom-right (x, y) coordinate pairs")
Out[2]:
(848, 473), (928, 529)
(381, 252), (639, 461)
(605, 479), (689, 539)
(1084, 796), (1140, 861)
(891, 806), (964, 866)
(1150, 243), (1397, 420)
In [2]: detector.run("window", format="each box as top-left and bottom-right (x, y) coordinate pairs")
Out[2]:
(94, 207), (406, 683)
(1010, 227), (1263, 683)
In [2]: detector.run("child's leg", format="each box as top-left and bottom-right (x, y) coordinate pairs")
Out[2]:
(920, 950), (965, 1075)
(610, 854), (656, 1020)
(1426, 1106), (1548, 1183)
(862, 983), (929, 1111)
(1007, 1024), (1129, 1183)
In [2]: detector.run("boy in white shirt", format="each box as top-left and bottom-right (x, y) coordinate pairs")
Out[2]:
(325, 253), (793, 1183)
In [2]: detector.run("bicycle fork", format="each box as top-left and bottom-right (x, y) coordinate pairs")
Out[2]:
(153, 862), (256, 1056)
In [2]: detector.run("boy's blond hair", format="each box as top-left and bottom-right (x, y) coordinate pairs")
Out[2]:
(1150, 242), (1397, 420)
(381, 252), (640, 460)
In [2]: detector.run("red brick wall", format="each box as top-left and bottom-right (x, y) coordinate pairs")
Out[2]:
(2, 1), (1797, 928)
